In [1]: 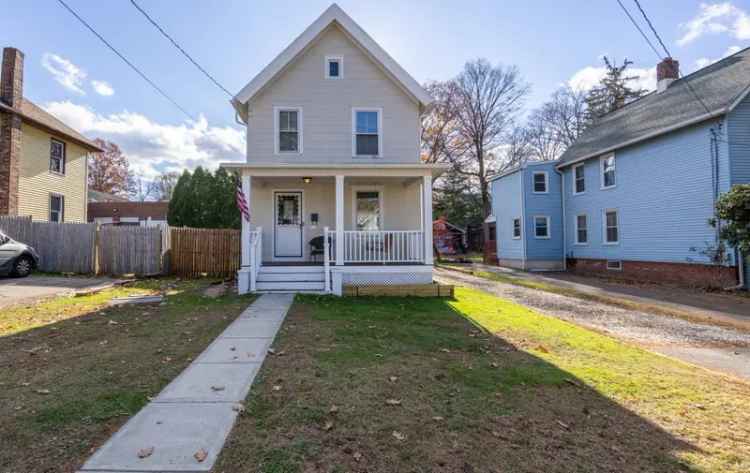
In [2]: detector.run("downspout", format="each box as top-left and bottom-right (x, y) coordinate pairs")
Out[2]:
(557, 168), (567, 271)
(520, 171), (527, 270)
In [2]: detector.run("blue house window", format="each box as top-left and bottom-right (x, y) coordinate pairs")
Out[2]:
(601, 155), (616, 189)
(573, 163), (585, 194)
(604, 210), (619, 244)
(512, 218), (521, 239)
(575, 214), (588, 244)
(534, 216), (550, 239)
(533, 172), (548, 193)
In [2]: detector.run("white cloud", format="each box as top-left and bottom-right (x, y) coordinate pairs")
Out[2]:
(91, 80), (115, 96)
(678, 2), (750, 45)
(41, 53), (87, 95)
(568, 65), (656, 92)
(43, 101), (245, 179)
(695, 45), (743, 69)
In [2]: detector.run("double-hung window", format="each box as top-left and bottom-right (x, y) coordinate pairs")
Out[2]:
(575, 214), (588, 244)
(601, 154), (616, 189)
(573, 163), (585, 194)
(532, 171), (548, 193)
(354, 189), (382, 230)
(604, 209), (619, 244)
(512, 218), (521, 239)
(325, 56), (343, 79)
(353, 108), (381, 157)
(534, 216), (550, 239)
(50, 139), (66, 174)
(49, 194), (64, 222)
(275, 107), (302, 154)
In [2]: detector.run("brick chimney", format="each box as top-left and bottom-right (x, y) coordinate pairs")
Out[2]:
(0, 47), (24, 215)
(657, 57), (679, 93)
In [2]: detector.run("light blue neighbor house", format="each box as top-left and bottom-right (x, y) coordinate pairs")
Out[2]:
(490, 51), (750, 288)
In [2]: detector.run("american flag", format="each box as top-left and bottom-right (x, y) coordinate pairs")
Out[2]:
(236, 180), (250, 222)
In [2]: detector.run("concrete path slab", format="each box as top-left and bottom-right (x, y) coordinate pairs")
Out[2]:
(155, 363), (259, 403)
(78, 293), (295, 473)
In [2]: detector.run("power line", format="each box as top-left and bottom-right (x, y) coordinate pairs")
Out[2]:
(614, 0), (662, 61)
(129, 0), (233, 97)
(56, 0), (195, 120)
(632, 0), (672, 59)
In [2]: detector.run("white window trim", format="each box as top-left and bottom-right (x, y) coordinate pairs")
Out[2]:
(325, 55), (344, 79)
(50, 138), (66, 176)
(600, 153), (616, 190)
(512, 217), (521, 239)
(533, 215), (551, 239)
(532, 171), (549, 194)
(352, 107), (383, 158)
(603, 208), (620, 245)
(574, 213), (588, 245)
(273, 106), (303, 155)
(351, 185), (385, 230)
(572, 163), (585, 195)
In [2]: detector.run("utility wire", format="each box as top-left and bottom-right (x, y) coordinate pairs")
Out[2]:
(632, 0), (672, 59)
(56, 0), (195, 120)
(129, 0), (233, 97)
(615, 0), (662, 61)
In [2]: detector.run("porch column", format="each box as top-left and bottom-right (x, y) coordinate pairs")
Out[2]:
(422, 175), (434, 265)
(238, 174), (252, 294)
(335, 175), (345, 265)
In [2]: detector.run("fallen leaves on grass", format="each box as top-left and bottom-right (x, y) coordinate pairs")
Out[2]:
(392, 431), (406, 441)
(232, 403), (245, 413)
(556, 420), (570, 431)
(34, 389), (51, 395)
(323, 421), (334, 431)
(137, 447), (154, 459)
(353, 451), (363, 462)
(329, 405), (339, 414)
(388, 376), (398, 383)
(432, 416), (444, 422)
(385, 399), (402, 406)
(272, 385), (282, 391)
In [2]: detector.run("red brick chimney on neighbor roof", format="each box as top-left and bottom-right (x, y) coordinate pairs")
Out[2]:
(657, 57), (679, 93)
(0, 47), (24, 215)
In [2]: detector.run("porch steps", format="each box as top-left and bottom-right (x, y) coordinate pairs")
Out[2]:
(256, 266), (326, 292)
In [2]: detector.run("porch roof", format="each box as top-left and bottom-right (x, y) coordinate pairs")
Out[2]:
(219, 162), (449, 178)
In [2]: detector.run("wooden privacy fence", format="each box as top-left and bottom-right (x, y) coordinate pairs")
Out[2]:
(98, 226), (162, 276)
(170, 227), (241, 278)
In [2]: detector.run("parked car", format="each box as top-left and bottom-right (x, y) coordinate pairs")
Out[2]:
(0, 231), (39, 277)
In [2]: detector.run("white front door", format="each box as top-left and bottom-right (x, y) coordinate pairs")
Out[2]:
(274, 191), (303, 258)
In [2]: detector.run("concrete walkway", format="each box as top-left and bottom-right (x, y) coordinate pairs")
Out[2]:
(77, 293), (294, 473)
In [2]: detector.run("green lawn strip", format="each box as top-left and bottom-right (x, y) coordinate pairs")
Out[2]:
(216, 288), (750, 472)
(0, 280), (254, 473)
(439, 263), (740, 328)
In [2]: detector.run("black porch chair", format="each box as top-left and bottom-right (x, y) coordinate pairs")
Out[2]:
(309, 235), (332, 262)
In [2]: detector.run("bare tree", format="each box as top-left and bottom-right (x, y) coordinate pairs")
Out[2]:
(150, 171), (180, 201)
(128, 175), (157, 202)
(448, 59), (530, 217)
(523, 86), (588, 162)
(420, 81), (460, 165)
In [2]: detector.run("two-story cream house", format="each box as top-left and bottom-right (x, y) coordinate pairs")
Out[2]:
(0, 47), (101, 223)
(222, 4), (447, 295)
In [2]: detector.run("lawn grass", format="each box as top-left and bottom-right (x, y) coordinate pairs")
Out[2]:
(216, 287), (750, 473)
(439, 263), (747, 329)
(0, 279), (254, 473)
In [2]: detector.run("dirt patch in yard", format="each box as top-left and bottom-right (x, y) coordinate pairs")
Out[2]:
(214, 292), (750, 472)
(0, 279), (254, 473)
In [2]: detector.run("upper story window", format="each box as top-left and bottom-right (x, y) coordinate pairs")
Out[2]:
(275, 107), (302, 154)
(352, 108), (382, 157)
(325, 56), (343, 79)
(532, 171), (548, 193)
(601, 154), (616, 189)
(49, 194), (64, 222)
(573, 163), (585, 194)
(604, 209), (619, 244)
(534, 215), (550, 239)
(50, 139), (66, 174)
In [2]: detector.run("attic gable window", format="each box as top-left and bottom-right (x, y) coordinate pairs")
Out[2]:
(325, 56), (343, 79)
(352, 108), (382, 157)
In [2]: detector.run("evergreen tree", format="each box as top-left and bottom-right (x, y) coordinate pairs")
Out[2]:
(433, 172), (484, 229)
(167, 170), (192, 227)
(585, 57), (647, 122)
(166, 167), (240, 229)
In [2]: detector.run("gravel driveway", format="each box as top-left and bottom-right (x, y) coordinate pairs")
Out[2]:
(436, 268), (750, 381)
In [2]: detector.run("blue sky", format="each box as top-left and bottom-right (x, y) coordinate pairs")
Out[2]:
(4, 1), (750, 177)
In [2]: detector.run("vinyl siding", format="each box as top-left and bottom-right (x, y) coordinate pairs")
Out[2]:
(491, 171), (524, 260)
(16, 124), (88, 222)
(728, 93), (750, 185)
(249, 177), (421, 261)
(245, 25), (420, 165)
(523, 163), (563, 262)
(563, 119), (724, 265)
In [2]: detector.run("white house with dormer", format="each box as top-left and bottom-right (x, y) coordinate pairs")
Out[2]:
(222, 4), (447, 295)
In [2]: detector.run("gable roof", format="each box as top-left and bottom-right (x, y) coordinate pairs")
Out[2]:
(0, 98), (102, 152)
(233, 4), (432, 112)
(558, 46), (750, 168)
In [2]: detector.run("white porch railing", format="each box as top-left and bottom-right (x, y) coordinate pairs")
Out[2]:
(249, 227), (262, 291)
(323, 227), (331, 292)
(342, 230), (424, 264)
